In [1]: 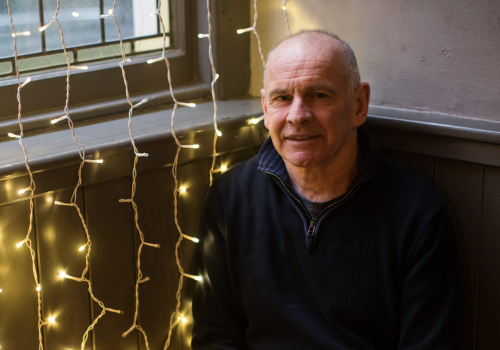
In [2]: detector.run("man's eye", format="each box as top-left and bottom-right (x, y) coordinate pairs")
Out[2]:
(276, 96), (290, 101)
(315, 93), (327, 98)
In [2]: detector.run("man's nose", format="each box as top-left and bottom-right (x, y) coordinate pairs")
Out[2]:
(286, 96), (311, 125)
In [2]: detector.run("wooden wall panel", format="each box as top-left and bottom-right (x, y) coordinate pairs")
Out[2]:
(84, 177), (139, 350)
(0, 200), (40, 349)
(434, 158), (484, 350)
(384, 150), (435, 185)
(476, 166), (500, 349)
(133, 165), (188, 350)
(35, 189), (92, 350)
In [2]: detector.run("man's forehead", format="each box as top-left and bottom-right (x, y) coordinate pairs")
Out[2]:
(266, 37), (345, 87)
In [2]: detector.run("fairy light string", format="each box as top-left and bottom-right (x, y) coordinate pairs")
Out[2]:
(39, 2), (123, 349)
(144, 1), (202, 348)
(237, 0), (265, 67)
(202, 0), (221, 186)
(6, 1), (49, 349)
(100, 1), (162, 348)
(283, 0), (290, 36)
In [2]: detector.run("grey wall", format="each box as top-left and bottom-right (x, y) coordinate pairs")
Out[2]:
(249, 0), (500, 122)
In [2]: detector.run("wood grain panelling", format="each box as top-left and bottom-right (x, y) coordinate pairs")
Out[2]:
(476, 166), (500, 349)
(434, 158), (484, 350)
(35, 189), (92, 350)
(133, 164), (197, 350)
(384, 150), (434, 185)
(84, 177), (138, 349)
(0, 200), (40, 349)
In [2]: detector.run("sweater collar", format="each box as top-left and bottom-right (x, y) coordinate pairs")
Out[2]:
(257, 126), (381, 191)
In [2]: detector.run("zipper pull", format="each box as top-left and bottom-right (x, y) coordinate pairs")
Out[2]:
(306, 220), (316, 253)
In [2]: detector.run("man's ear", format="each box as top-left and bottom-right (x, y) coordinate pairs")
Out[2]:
(261, 88), (270, 130)
(352, 82), (370, 128)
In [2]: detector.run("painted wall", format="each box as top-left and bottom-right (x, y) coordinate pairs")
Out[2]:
(249, 0), (500, 122)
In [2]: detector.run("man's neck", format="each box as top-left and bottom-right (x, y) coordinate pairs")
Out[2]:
(284, 139), (359, 203)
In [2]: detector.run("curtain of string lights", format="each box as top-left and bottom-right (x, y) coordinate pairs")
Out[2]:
(4, 0), (291, 348)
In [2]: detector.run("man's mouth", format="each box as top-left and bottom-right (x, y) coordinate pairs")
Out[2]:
(286, 135), (317, 141)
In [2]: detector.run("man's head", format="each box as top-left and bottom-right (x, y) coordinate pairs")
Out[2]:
(261, 30), (370, 172)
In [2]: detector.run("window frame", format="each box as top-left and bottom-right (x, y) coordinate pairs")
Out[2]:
(0, 0), (251, 141)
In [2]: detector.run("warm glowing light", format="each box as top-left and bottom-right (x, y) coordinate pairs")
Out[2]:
(85, 159), (103, 164)
(72, 12), (79, 17)
(178, 102), (196, 107)
(147, 57), (164, 64)
(78, 245), (86, 251)
(48, 316), (56, 324)
(107, 9), (113, 15)
(12, 31), (31, 37)
(220, 165), (227, 172)
(59, 271), (67, 279)
(8, 133), (20, 139)
(54, 201), (60, 205)
(70, 65), (88, 70)
(183, 235), (199, 243)
(36, 285), (41, 291)
(16, 241), (24, 248)
(181, 317), (187, 323)
(0, 288), (2, 292)
(182, 144), (200, 149)
(216, 129), (222, 137)
(184, 273), (202, 282)
(17, 187), (30, 194)
(20, 77), (31, 88)
(198, 33), (209, 38)
(249, 116), (265, 125)
(282, 5), (286, 10)
(237, 27), (254, 34)
(39, 19), (56, 31)
(179, 187), (186, 193)
(51, 115), (68, 124)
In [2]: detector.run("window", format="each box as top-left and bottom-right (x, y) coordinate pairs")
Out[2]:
(0, 0), (201, 136)
(0, 0), (170, 75)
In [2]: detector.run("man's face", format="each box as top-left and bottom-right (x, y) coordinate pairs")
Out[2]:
(261, 37), (365, 170)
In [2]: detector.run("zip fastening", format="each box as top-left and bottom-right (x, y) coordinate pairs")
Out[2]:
(306, 220), (316, 253)
(263, 170), (374, 252)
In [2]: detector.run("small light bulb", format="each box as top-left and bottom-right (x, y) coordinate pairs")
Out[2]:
(193, 238), (200, 243)
(20, 77), (31, 88)
(0, 288), (3, 292)
(72, 12), (79, 17)
(48, 316), (56, 324)
(181, 317), (187, 323)
(198, 33), (209, 38)
(178, 102), (196, 107)
(78, 245), (85, 251)
(54, 201), (60, 205)
(194, 276), (203, 281)
(282, 5), (286, 10)
(50, 115), (68, 124)
(39, 19), (56, 32)
(107, 9), (114, 15)
(8, 133), (20, 139)
(179, 187), (186, 193)
(147, 57), (164, 64)
(12, 31), (31, 37)
(17, 188), (27, 194)
(59, 271), (67, 279)
(216, 129), (222, 137)
(16, 241), (23, 248)
(237, 27), (253, 34)
(220, 165), (227, 172)
(36, 285), (41, 291)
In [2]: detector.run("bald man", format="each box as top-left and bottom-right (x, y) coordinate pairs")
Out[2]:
(192, 30), (460, 349)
